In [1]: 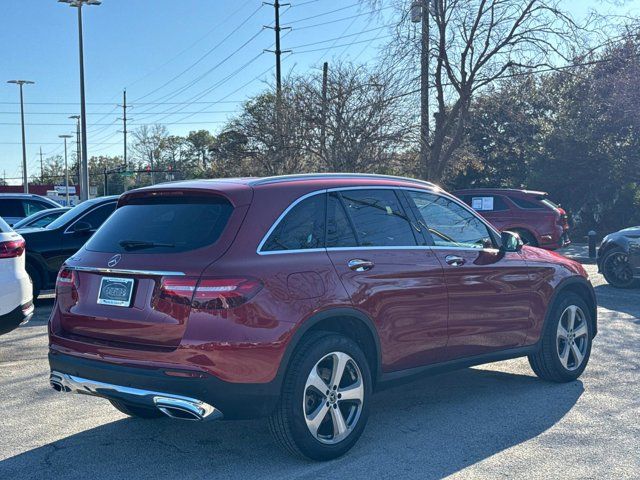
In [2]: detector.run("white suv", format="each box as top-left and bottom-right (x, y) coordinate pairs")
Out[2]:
(0, 216), (33, 335)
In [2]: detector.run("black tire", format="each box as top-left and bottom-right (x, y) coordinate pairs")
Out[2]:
(515, 229), (538, 247)
(528, 293), (593, 383)
(269, 332), (372, 461)
(601, 248), (638, 289)
(25, 263), (41, 300)
(109, 400), (165, 419)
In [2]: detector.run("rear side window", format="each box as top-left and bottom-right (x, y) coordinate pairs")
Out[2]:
(22, 200), (50, 217)
(326, 192), (358, 248)
(510, 196), (543, 209)
(467, 195), (509, 212)
(339, 189), (418, 247)
(0, 216), (11, 232)
(0, 200), (25, 218)
(85, 196), (233, 254)
(261, 194), (326, 252)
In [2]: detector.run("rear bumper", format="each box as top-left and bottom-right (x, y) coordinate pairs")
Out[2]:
(48, 351), (281, 419)
(0, 301), (34, 335)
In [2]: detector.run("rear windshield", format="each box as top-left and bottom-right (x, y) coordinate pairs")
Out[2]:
(85, 196), (233, 254)
(0, 216), (12, 233)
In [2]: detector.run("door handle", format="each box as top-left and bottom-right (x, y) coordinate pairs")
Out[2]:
(445, 255), (466, 267)
(348, 259), (375, 272)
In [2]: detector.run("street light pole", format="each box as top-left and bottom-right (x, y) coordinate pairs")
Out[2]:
(59, 0), (101, 201)
(69, 115), (82, 193)
(7, 80), (35, 193)
(59, 135), (73, 206)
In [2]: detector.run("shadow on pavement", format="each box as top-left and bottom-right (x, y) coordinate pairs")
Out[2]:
(594, 284), (640, 321)
(0, 366), (583, 480)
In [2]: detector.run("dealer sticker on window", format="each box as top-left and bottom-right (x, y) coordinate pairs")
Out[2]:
(97, 277), (134, 307)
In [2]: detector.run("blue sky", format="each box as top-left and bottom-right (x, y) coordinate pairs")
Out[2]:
(0, 0), (638, 184)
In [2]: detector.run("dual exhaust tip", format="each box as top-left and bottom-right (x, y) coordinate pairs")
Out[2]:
(50, 371), (221, 422)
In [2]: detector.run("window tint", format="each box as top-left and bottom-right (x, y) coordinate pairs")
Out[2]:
(262, 194), (325, 252)
(467, 195), (509, 212)
(408, 192), (494, 249)
(326, 192), (357, 248)
(0, 200), (25, 218)
(23, 200), (49, 217)
(339, 189), (417, 247)
(30, 213), (60, 228)
(510, 196), (543, 209)
(86, 196), (233, 254)
(76, 203), (117, 230)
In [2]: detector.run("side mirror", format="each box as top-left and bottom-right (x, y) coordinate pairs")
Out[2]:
(501, 231), (523, 253)
(72, 221), (92, 235)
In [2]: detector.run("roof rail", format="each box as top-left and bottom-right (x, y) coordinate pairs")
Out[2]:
(249, 173), (438, 189)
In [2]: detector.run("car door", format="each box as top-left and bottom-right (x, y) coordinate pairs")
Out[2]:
(405, 191), (535, 359)
(61, 201), (117, 265)
(325, 188), (448, 372)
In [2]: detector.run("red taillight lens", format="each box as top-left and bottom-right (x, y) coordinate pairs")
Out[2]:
(56, 268), (78, 303)
(0, 239), (25, 258)
(159, 277), (263, 311)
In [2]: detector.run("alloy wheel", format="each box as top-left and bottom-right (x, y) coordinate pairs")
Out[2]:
(603, 252), (634, 287)
(303, 351), (364, 445)
(556, 305), (589, 371)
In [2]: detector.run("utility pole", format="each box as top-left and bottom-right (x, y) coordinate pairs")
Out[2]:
(118, 89), (128, 170)
(7, 80), (35, 193)
(320, 62), (329, 158)
(265, 0), (291, 135)
(39, 147), (44, 183)
(412, 0), (431, 179)
(59, 135), (73, 205)
(69, 115), (81, 187)
(103, 166), (108, 196)
(60, 0), (102, 201)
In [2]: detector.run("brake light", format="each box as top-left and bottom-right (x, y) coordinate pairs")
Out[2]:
(159, 277), (263, 311)
(56, 268), (78, 303)
(0, 239), (25, 258)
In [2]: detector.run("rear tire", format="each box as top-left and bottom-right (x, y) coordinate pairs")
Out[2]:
(269, 332), (372, 461)
(109, 400), (165, 419)
(602, 248), (637, 289)
(528, 293), (592, 383)
(26, 263), (41, 300)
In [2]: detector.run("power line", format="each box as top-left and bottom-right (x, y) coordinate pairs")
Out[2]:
(293, 34), (393, 54)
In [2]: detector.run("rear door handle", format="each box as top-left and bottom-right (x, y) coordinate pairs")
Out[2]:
(348, 259), (375, 272)
(445, 255), (466, 267)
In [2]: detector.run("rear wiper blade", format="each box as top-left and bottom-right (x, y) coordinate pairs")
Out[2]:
(118, 240), (175, 251)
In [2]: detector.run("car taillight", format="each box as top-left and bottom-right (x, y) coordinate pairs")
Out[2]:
(56, 268), (78, 303)
(0, 239), (25, 258)
(159, 277), (263, 311)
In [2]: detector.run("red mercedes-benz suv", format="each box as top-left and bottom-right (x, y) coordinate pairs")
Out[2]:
(48, 174), (596, 460)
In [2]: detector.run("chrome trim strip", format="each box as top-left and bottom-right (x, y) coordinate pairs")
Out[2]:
(68, 266), (186, 276)
(256, 185), (501, 255)
(49, 371), (221, 421)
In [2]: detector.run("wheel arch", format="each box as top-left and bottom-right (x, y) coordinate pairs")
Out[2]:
(276, 308), (382, 389)
(546, 277), (598, 338)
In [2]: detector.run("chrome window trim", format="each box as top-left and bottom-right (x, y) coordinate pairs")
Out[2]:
(68, 266), (186, 276)
(256, 186), (501, 255)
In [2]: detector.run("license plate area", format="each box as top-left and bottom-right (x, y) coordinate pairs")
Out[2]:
(97, 277), (135, 307)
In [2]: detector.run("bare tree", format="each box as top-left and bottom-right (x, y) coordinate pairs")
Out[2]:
(132, 124), (168, 184)
(377, 0), (601, 182)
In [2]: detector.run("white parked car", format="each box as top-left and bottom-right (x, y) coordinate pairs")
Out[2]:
(0, 216), (34, 335)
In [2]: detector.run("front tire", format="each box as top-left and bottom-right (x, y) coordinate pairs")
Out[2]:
(269, 332), (372, 461)
(529, 293), (592, 382)
(602, 248), (637, 289)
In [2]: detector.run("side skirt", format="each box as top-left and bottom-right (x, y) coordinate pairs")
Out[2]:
(376, 344), (539, 391)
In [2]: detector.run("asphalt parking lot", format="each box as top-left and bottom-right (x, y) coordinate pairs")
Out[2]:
(1, 263), (638, 479)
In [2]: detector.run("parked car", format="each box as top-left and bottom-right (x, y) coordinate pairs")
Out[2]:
(0, 193), (61, 226)
(597, 226), (640, 288)
(0, 216), (33, 335)
(12, 207), (71, 230)
(454, 188), (570, 249)
(18, 196), (118, 298)
(48, 175), (596, 461)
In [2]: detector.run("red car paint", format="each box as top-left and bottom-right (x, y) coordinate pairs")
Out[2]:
(454, 188), (570, 250)
(48, 176), (594, 419)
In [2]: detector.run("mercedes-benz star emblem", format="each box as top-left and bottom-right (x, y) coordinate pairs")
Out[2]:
(107, 254), (122, 268)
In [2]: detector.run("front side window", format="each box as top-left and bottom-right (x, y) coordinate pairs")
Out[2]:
(326, 192), (358, 248)
(408, 192), (494, 249)
(261, 194), (326, 252)
(75, 203), (117, 231)
(339, 189), (418, 247)
(22, 200), (49, 217)
(0, 200), (24, 218)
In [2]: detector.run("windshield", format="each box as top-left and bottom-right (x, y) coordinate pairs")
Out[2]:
(85, 195), (233, 254)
